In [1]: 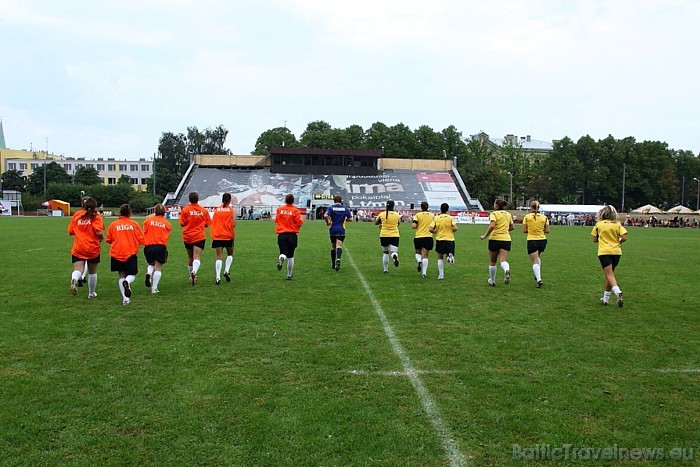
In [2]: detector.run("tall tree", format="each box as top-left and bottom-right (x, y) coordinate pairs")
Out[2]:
(364, 122), (390, 153)
(27, 161), (72, 195)
(73, 166), (101, 186)
(413, 125), (443, 159)
(1, 169), (27, 192)
(540, 137), (583, 203)
(299, 121), (333, 148)
(384, 123), (415, 158)
(252, 127), (298, 154)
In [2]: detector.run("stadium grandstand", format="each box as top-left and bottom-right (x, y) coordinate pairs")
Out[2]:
(164, 148), (482, 219)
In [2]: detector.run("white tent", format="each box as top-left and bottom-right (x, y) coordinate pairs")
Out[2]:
(667, 205), (694, 214)
(538, 204), (605, 214)
(631, 204), (662, 214)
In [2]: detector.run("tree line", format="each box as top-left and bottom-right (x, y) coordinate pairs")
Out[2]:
(3, 122), (698, 211)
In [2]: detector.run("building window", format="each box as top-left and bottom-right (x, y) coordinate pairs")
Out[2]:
(119, 164), (127, 171)
(97, 164), (105, 170)
(130, 178), (138, 185)
(20, 163), (27, 170)
(64, 164), (72, 171)
(8, 163), (16, 170)
(31, 163), (38, 170)
(108, 164), (115, 171)
(130, 164), (138, 171)
(86, 164), (94, 168)
(141, 164), (149, 172)
(108, 178), (116, 185)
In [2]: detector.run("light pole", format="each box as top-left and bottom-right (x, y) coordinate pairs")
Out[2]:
(621, 163), (626, 212)
(694, 178), (700, 212)
(507, 172), (513, 208)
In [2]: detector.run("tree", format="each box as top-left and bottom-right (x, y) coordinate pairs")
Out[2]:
(27, 161), (72, 195)
(73, 166), (101, 186)
(299, 121), (333, 148)
(364, 122), (390, 153)
(413, 125), (444, 159)
(1, 169), (27, 192)
(540, 137), (583, 203)
(252, 127), (298, 154)
(118, 174), (132, 185)
(384, 123), (416, 158)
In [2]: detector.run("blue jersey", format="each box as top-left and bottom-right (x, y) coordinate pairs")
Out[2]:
(325, 203), (352, 235)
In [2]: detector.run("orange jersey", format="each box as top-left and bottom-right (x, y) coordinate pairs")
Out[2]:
(179, 203), (211, 244)
(275, 204), (304, 234)
(68, 209), (104, 259)
(143, 214), (172, 246)
(210, 204), (235, 240)
(106, 217), (145, 261)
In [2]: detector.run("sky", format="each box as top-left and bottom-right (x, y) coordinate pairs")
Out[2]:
(1, 0), (699, 160)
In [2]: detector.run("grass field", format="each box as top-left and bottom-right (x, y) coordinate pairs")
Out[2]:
(0, 216), (698, 465)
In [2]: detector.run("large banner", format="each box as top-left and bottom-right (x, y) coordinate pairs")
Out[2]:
(0, 200), (12, 215)
(185, 168), (468, 210)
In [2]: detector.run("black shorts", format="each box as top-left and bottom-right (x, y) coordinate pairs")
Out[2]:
(144, 244), (168, 265)
(435, 240), (455, 255)
(278, 232), (298, 258)
(211, 239), (234, 249)
(184, 240), (206, 250)
(111, 254), (139, 276)
(527, 239), (547, 255)
(488, 240), (511, 252)
(380, 237), (400, 248)
(414, 237), (434, 251)
(598, 255), (621, 270)
(72, 254), (100, 264)
(329, 234), (346, 246)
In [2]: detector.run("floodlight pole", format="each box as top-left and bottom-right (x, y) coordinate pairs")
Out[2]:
(43, 137), (48, 196)
(694, 177), (700, 212)
(507, 172), (513, 208)
(621, 163), (626, 212)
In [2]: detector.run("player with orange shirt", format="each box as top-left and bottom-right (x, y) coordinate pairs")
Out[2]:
(106, 204), (145, 305)
(179, 192), (211, 285)
(142, 203), (172, 294)
(210, 193), (236, 285)
(275, 194), (304, 280)
(68, 196), (104, 298)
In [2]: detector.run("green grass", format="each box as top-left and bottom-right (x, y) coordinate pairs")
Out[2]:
(0, 217), (698, 465)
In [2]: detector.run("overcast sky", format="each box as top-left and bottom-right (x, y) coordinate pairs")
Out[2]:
(1, 0), (698, 159)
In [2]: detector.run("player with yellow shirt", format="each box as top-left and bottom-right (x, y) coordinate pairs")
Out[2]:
(411, 201), (434, 278)
(480, 199), (514, 286)
(429, 203), (457, 280)
(522, 200), (550, 288)
(374, 200), (401, 273)
(591, 205), (627, 307)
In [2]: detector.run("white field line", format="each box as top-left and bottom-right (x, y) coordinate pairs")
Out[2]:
(655, 368), (700, 373)
(346, 250), (468, 467)
(351, 370), (458, 377)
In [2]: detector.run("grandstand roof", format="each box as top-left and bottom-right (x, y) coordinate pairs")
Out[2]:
(269, 147), (381, 158)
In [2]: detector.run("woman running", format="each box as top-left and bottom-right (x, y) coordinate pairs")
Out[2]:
(106, 204), (145, 305)
(374, 200), (401, 273)
(522, 200), (550, 288)
(143, 203), (171, 294)
(480, 199), (514, 286)
(68, 196), (104, 298)
(591, 205), (627, 307)
(210, 193), (236, 284)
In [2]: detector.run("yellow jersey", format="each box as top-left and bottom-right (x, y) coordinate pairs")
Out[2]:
(523, 212), (548, 240)
(412, 211), (435, 238)
(375, 211), (401, 237)
(591, 220), (627, 255)
(432, 213), (456, 241)
(489, 210), (513, 241)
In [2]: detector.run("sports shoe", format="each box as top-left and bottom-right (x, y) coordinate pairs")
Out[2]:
(190, 272), (197, 286)
(417, 262), (422, 272)
(286, 275), (292, 280)
(215, 278), (221, 285)
(504, 270), (511, 285)
(70, 279), (78, 295)
(122, 298), (130, 305)
(422, 273), (427, 279)
(536, 280), (543, 288)
(447, 253), (455, 264)
(392, 253), (399, 267)
(616, 291), (624, 308)
(77, 278), (84, 287)
(335, 259), (341, 271)
(600, 297), (608, 306)
(277, 257), (284, 271)
(223, 271), (231, 282)
(438, 275), (444, 280)
(88, 292), (97, 299)
(122, 280), (131, 298)
(488, 279), (496, 287)
(145, 273), (152, 288)
(151, 289), (160, 294)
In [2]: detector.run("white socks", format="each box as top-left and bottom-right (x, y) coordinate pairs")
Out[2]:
(415, 253), (421, 264)
(88, 274), (97, 295)
(152, 271), (161, 290)
(533, 264), (541, 282)
(382, 253), (389, 272)
(225, 255), (233, 273)
(71, 270), (82, 283)
(421, 258), (428, 275)
(215, 259), (222, 279)
(192, 260), (201, 274)
(437, 259), (444, 278)
(287, 257), (294, 276)
(612, 285), (622, 296)
(500, 261), (510, 273)
(489, 265), (497, 282)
